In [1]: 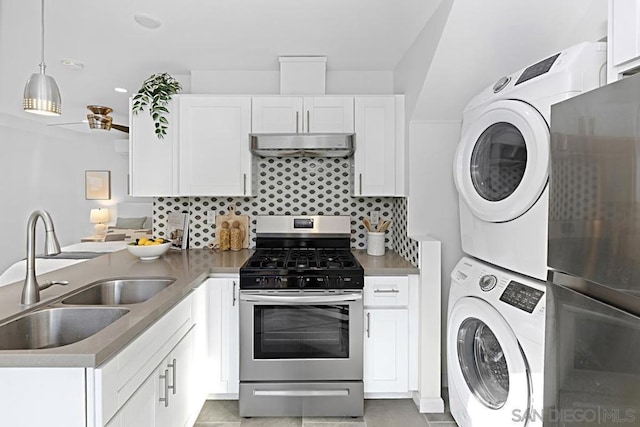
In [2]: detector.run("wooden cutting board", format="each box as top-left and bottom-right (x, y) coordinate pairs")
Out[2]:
(213, 206), (249, 249)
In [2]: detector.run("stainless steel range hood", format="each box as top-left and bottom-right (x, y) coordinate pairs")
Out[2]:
(250, 133), (354, 157)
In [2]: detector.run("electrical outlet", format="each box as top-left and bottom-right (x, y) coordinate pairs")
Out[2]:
(207, 211), (216, 225)
(370, 210), (380, 226)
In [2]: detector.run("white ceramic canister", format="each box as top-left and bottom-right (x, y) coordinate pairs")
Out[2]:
(367, 232), (385, 256)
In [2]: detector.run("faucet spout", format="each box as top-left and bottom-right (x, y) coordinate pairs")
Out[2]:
(22, 210), (62, 305)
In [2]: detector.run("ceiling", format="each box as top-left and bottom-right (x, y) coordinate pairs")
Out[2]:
(0, 0), (440, 130)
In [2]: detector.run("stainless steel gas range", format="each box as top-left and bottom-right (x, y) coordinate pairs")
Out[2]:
(238, 215), (365, 417)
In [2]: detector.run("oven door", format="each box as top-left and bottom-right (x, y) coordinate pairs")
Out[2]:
(240, 290), (363, 382)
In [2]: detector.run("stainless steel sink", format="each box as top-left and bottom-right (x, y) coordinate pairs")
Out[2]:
(0, 307), (129, 350)
(62, 277), (176, 305)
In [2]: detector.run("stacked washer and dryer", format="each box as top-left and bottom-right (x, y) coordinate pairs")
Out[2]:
(447, 42), (607, 427)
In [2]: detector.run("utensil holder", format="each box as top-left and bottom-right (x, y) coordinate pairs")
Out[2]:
(367, 232), (385, 256)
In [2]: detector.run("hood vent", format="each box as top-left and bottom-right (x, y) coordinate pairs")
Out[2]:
(250, 133), (354, 157)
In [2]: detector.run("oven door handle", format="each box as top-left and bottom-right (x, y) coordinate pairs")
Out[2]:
(240, 293), (362, 304)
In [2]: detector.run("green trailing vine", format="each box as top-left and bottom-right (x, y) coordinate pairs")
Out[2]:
(132, 73), (182, 139)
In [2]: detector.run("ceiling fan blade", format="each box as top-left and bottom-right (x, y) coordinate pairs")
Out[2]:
(47, 120), (87, 126)
(111, 123), (130, 133)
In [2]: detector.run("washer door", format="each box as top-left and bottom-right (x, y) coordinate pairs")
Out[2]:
(448, 297), (531, 425)
(454, 100), (549, 222)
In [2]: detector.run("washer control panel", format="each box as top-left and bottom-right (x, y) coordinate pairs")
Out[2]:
(499, 280), (544, 313)
(478, 274), (497, 292)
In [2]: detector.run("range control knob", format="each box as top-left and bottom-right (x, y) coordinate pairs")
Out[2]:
(274, 277), (284, 288)
(479, 275), (497, 292)
(297, 276), (306, 288)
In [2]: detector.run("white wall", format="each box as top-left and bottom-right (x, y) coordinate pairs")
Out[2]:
(393, 0), (608, 387)
(191, 70), (394, 94)
(0, 114), (138, 275)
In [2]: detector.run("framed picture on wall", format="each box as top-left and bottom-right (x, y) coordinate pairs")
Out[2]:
(85, 170), (111, 200)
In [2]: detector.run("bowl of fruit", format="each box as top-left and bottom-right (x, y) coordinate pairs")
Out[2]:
(126, 238), (172, 261)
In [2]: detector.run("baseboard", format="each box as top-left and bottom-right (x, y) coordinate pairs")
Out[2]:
(206, 393), (239, 400)
(364, 392), (413, 399)
(412, 391), (444, 413)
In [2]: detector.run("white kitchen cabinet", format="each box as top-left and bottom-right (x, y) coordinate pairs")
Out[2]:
(608, 0), (640, 82)
(205, 277), (240, 396)
(96, 293), (199, 426)
(106, 329), (194, 427)
(252, 96), (354, 133)
(178, 96), (253, 196)
(363, 275), (417, 396)
(129, 98), (179, 196)
(364, 308), (409, 394)
(353, 96), (405, 196)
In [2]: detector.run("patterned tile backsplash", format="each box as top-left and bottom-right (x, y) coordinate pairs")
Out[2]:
(153, 157), (419, 266)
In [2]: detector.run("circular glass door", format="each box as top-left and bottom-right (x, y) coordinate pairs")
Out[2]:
(454, 100), (549, 222)
(447, 297), (530, 424)
(470, 123), (527, 202)
(457, 318), (510, 409)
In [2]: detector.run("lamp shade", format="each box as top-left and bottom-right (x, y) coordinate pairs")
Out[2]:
(23, 72), (62, 116)
(90, 208), (110, 224)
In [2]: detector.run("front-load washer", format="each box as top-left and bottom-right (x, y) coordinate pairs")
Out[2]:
(453, 41), (607, 280)
(448, 257), (546, 427)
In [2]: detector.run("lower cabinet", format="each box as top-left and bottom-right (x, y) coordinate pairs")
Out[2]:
(204, 277), (240, 396)
(106, 330), (194, 427)
(363, 275), (417, 396)
(97, 290), (203, 427)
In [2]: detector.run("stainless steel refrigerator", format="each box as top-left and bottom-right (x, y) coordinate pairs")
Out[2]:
(545, 72), (640, 426)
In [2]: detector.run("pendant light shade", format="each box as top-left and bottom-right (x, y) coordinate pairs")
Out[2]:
(23, 0), (61, 116)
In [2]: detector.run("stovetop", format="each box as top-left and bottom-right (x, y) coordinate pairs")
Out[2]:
(240, 247), (364, 289)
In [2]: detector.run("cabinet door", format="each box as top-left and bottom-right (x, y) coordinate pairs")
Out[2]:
(129, 98), (179, 196)
(303, 97), (354, 133)
(165, 329), (195, 427)
(354, 97), (397, 196)
(206, 278), (240, 395)
(364, 309), (409, 393)
(610, 0), (640, 67)
(179, 96), (252, 196)
(252, 97), (303, 133)
(106, 373), (157, 427)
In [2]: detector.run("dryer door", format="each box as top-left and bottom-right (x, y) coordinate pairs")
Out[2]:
(448, 297), (531, 425)
(454, 100), (549, 222)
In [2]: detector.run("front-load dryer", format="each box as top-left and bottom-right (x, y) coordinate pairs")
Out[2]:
(448, 257), (546, 427)
(454, 41), (607, 280)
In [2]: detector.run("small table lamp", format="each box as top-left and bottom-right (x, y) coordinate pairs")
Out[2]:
(90, 208), (110, 236)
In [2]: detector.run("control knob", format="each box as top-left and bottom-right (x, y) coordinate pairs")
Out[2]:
(479, 275), (497, 292)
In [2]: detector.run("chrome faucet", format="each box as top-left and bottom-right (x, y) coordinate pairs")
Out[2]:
(22, 210), (67, 305)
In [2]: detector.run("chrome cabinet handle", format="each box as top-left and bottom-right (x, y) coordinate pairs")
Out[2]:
(306, 110), (310, 133)
(359, 174), (363, 194)
(232, 281), (237, 306)
(374, 288), (400, 294)
(243, 174), (247, 195)
(366, 312), (371, 338)
(167, 358), (177, 394)
(159, 369), (170, 407)
(296, 111), (299, 133)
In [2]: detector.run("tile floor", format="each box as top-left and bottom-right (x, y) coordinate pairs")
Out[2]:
(194, 398), (458, 427)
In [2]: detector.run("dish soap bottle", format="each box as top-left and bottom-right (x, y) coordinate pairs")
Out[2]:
(219, 221), (231, 251)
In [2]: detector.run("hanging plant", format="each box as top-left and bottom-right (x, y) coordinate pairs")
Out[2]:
(132, 72), (182, 139)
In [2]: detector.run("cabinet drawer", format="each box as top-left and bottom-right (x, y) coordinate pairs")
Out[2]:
(96, 294), (194, 426)
(364, 276), (409, 307)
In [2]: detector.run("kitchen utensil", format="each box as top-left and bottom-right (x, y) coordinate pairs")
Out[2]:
(363, 217), (372, 232)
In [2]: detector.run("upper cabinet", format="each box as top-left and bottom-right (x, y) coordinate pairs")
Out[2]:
(129, 98), (179, 196)
(353, 95), (405, 197)
(608, 0), (640, 82)
(252, 96), (354, 133)
(178, 96), (253, 196)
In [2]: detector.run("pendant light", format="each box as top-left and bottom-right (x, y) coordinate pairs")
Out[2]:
(23, 0), (61, 116)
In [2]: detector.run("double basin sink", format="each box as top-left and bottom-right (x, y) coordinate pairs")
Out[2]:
(0, 277), (176, 351)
